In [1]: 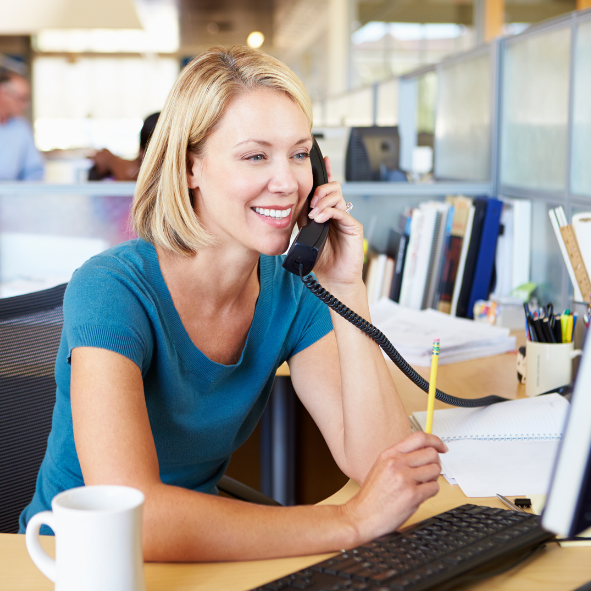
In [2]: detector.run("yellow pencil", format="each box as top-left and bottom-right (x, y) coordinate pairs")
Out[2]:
(425, 338), (440, 435)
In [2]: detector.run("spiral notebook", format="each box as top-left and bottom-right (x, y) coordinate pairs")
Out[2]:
(410, 394), (570, 497)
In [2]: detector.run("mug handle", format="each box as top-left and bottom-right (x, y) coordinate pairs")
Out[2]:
(25, 511), (57, 582)
(571, 349), (583, 359)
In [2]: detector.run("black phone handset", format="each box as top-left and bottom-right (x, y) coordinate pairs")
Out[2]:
(282, 139), (330, 277)
(283, 140), (509, 408)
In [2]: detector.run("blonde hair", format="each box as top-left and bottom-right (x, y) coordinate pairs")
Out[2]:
(132, 46), (313, 255)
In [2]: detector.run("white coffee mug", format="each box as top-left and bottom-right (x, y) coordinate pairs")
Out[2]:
(525, 340), (583, 397)
(26, 485), (146, 591)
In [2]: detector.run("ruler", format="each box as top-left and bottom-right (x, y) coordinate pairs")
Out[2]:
(560, 224), (591, 303)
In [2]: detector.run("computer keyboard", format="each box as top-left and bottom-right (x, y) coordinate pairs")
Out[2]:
(250, 504), (555, 591)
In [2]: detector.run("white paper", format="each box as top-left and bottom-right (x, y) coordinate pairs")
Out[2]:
(369, 298), (516, 366)
(441, 439), (560, 497)
(412, 393), (569, 442)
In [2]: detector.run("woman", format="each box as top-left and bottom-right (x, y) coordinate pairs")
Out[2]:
(20, 46), (445, 561)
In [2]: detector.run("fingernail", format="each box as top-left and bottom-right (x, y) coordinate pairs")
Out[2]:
(309, 207), (318, 218)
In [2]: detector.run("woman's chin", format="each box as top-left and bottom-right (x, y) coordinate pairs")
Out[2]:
(257, 237), (293, 257)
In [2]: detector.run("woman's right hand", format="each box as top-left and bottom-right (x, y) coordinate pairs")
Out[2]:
(342, 432), (447, 546)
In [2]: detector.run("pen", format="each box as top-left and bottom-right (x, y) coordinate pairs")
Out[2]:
(542, 318), (555, 343)
(554, 314), (563, 343)
(496, 493), (525, 513)
(425, 338), (440, 435)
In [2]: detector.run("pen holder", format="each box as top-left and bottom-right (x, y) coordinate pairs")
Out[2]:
(525, 341), (582, 397)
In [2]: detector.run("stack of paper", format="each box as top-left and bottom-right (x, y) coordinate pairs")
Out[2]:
(410, 394), (569, 497)
(369, 298), (516, 366)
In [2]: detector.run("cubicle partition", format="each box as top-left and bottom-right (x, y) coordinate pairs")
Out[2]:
(313, 7), (591, 308)
(0, 183), (136, 297)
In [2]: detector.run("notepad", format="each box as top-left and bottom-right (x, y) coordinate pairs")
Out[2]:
(410, 394), (570, 497)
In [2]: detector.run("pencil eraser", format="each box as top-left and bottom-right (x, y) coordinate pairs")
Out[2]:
(514, 498), (531, 508)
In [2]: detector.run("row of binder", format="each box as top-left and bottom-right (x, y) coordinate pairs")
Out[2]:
(365, 195), (532, 317)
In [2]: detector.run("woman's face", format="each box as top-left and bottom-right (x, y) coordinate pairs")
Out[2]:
(188, 88), (313, 257)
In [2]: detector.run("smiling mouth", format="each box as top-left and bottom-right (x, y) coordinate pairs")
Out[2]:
(252, 207), (292, 219)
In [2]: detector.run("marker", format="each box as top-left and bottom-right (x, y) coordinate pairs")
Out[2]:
(566, 313), (574, 343)
(425, 338), (440, 435)
(561, 314), (568, 343)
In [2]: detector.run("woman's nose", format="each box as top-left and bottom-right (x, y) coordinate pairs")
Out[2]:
(267, 161), (299, 195)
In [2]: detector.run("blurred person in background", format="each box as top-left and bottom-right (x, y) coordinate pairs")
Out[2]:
(89, 112), (160, 181)
(0, 71), (45, 181)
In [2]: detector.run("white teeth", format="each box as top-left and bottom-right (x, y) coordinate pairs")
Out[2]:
(254, 207), (291, 219)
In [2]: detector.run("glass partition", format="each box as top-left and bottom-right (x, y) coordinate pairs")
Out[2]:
(375, 78), (398, 126)
(571, 19), (591, 197)
(501, 26), (571, 192)
(0, 184), (135, 297)
(417, 71), (437, 136)
(434, 51), (492, 181)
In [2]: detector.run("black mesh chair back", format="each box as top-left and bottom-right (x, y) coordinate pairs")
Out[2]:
(0, 283), (67, 533)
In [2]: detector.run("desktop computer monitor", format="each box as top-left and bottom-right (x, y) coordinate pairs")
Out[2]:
(345, 126), (403, 182)
(542, 332), (591, 537)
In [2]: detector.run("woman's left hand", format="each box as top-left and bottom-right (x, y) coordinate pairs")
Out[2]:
(298, 156), (365, 289)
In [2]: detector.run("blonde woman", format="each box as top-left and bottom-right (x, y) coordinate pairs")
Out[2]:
(20, 46), (446, 561)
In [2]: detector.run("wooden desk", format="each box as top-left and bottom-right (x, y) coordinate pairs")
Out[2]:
(4, 344), (591, 591)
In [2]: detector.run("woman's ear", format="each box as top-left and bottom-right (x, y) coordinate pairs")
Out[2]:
(187, 153), (201, 189)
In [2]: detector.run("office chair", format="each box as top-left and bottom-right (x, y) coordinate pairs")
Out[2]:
(0, 283), (278, 534)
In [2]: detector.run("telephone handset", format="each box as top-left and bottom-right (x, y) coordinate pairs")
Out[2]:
(282, 139), (510, 408)
(282, 139), (330, 277)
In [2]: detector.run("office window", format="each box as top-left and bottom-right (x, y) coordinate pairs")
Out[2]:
(435, 52), (491, 181)
(33, 56), (179, 157)
(571, 19), (591, 197)
(501, 27), (571, 192)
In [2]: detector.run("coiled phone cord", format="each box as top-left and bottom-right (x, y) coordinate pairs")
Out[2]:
(300, 266), (510, 408)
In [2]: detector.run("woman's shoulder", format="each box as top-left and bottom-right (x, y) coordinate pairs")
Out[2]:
(65, 239), (161, 311)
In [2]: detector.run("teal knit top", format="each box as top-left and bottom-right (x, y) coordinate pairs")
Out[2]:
(19, 239), (332, 533)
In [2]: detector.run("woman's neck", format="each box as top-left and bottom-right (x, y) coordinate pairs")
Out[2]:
(155, 243), (260, 313)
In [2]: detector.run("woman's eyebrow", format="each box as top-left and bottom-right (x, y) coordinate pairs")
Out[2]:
(233, 137), (313, 148)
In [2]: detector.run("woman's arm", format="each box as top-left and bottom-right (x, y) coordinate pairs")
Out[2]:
(288, 157), (413, 485)
(71, 346), (444, 562)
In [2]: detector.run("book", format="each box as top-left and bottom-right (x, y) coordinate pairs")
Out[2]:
(450, 203), (475, 316)
(389, 233), (408, 303)
(426, 202), (452, 310)
(364, 250), (381, 304)
(385, 228), (402, 260)
(410, 394), (569, 497)
(380, 256), (396, 300)
(408, 203), (442, 310)
(454, 197), (488, 318)
(466, 197), (503, 318)
(399, 208), (424, 307)
(436, 197), (473, 314)
(371, 253), (389, 305)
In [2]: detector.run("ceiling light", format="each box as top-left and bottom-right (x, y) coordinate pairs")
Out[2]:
(247, 31), (264, 48)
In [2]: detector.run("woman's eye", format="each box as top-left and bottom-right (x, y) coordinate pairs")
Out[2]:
(295, 152), (310, 161)
(247, 154), (265, 162)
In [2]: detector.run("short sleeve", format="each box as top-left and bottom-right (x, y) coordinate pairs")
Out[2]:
(63, 260), (154, 372)
(287, 284), (333, 358)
